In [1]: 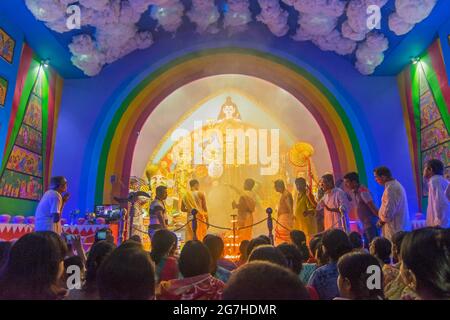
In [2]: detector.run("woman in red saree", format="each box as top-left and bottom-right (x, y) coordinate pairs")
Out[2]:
(158, 240), (224, 300)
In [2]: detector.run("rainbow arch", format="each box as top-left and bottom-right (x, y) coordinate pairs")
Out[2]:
(79, 47), (376, 210)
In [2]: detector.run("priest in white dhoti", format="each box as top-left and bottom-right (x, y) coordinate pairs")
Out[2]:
(316, 174), (350, 232)
(374, 166), (411, 240)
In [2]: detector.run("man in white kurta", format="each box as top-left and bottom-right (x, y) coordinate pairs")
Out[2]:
(423, 159), (450, 228)
(316, 174), (350, 231)
(374, 167), (411, 240)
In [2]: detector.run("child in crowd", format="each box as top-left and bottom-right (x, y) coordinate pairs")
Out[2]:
(203, 234), (232, 283)
(150, 229), (179, 283)
(237, 240), (250, 266)
(370, 237), (398, 288)
(348, 231), (367, 252)
(158, 240), (224, 300)
(308, 229), (352, 300)
(66, 240), (115, 300)
(336, 252), (384, 300)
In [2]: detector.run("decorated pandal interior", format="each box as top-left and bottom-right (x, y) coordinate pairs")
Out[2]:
(0, 0), (448, 259)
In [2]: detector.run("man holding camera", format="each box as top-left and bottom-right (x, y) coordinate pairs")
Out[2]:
(35, 176), (70, 234)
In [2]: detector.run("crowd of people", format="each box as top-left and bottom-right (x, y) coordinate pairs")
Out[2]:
(0, 225), (448, 300)
(0, 159), (448, 300)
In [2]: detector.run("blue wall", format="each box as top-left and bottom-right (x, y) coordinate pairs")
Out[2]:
(0, 13), (24, 168)
(51, 28), (419, 218)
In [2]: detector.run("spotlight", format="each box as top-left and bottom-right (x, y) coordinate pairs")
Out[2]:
(42, 59), (50, 68)
(411, 57), (420, 65)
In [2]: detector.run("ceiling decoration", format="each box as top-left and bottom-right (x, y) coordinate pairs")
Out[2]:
(24, 0), (438, 76)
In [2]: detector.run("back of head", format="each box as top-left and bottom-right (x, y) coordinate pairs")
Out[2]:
(321, 173), (334, 186)
(155, 185), (167, 198)
(277, 243), (303, 274)
(322, 229), (352, 262)
(370, 237), (392, 264)
(49, 176), (66, 190)
(248, 245), (288, 268)
(343, 172), (359, 184)
(400, 227), (450, 299)
(244, 178), (255, 191)
(223, 261), (310, 300)
(309, 235), (323, 258)
(97, 246), (155, 300)
(129, 235), (142, 243)
(189, 179), (199, 189)
(178, 240), (211, 278)
(203, 234), (224, 261)
(247, 236), (271, 258)
(290, 230), (309, 262)
(426, 159), (444, 176)
(64, 255), (84, 271)
(373, 166), (392, 179)
(274, 179), (285, 191)
(337, 252), (384, 300)
(150, 229), (176, 264)
(349, 231), (364, 249)
(0, 232), (67, 299)
(85, 240), (115, 292)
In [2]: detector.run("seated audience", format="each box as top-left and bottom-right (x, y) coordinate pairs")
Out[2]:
(203, 234), (231, 283)
(400, 227), (450, 300)
(248, 245), (288, 267)
(150, 229), (179, 283)
(97, 243), (155, 300)
(348, 231), (367, 252)
(237, 240), (250, 266)
(222, 261), (310, 300)
(158, 240), (224, 300)
(370, 237), (398, 288)
(308, 229), (352, 300)
(0, 231), (68, 300)
(336, 252), (384, 300)
(67, 240), (115, 300)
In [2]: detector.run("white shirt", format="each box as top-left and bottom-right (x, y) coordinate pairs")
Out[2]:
(379, 180), (411, 240)
(35, 190), (62, 233)
(426, 175), (450, 228)
(317, 187), (350, 231)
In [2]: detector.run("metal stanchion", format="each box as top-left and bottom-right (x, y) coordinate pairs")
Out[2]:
(191, 209), (198, 241)
(266, 207), (274, 245)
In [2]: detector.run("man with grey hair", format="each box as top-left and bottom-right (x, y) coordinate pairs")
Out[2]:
(35, 176), (70, 234)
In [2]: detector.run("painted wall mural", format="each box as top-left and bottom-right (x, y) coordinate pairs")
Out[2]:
(398, 39), (450, 211)
(0, 44), (63, 215)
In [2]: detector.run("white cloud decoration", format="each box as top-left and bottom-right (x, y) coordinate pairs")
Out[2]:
(150, 0), (185, 33)
(25, 0), (439, 76)
(223, 0), (252, 35)
(187, 0), (221, 34)
(355, 32), (389, 75)
(256, 0), (289, 37)
(388, 0), (437, 35)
